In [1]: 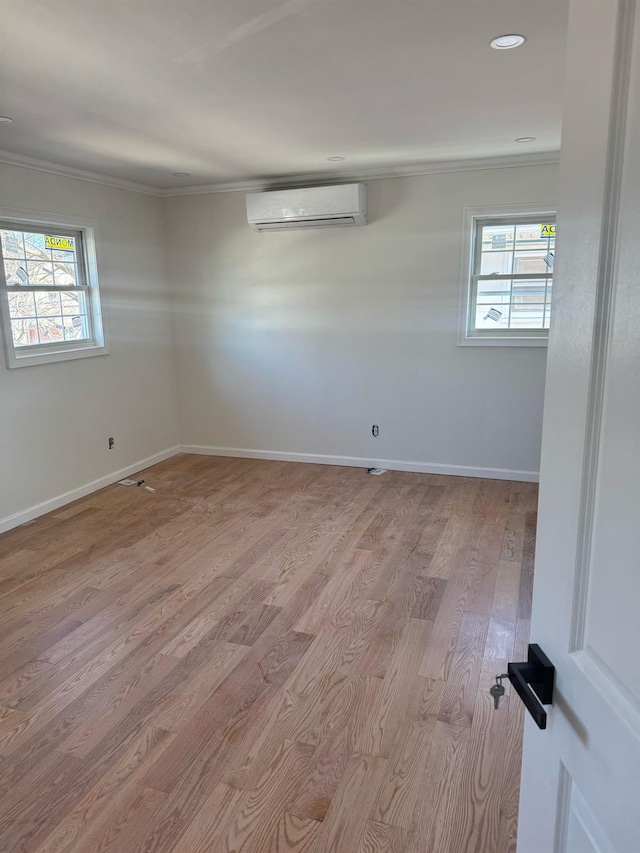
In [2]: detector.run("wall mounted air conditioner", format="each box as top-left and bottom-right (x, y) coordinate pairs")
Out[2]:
(246, 183), (367, 231)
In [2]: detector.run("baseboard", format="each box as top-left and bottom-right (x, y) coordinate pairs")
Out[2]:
(0, 446), (181, 535)
(180, 444), (540, 483)
(0, 443), (538, 536)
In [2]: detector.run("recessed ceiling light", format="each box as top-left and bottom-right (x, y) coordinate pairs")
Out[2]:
(173, 172), (191, 177)
(0, 116), (13, 123)
(515, 136), (536, 143)
(327, 156), (346, 162)
(490, 34), (526, 50)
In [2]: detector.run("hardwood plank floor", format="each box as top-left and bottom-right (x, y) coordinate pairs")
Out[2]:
(0, 455), (535, 852)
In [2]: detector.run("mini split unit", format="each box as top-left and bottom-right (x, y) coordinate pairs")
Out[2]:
(246, 183), (367, 231)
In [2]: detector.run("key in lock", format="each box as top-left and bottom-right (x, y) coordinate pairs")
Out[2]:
(490, 673), (509, 709)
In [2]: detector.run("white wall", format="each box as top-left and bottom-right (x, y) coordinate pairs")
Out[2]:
(0, 164), (179, 529)
(165, 165), (557, 479)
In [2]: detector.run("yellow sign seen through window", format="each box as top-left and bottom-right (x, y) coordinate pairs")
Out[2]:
(540, 224), (556, 238)
(44, 235), (75, 252)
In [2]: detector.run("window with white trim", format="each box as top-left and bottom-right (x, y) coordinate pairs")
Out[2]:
(0, 212), (108, 368)
(460, 207), (556, 346)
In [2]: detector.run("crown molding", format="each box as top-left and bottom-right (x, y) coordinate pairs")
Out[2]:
(159, 151), (561, 197)
(0, 147), (561, 199)
(0, 149), (162, 197)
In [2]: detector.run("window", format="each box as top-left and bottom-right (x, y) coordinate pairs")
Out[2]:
(0, 210), (108, 368)
(459, 204), (556, 346)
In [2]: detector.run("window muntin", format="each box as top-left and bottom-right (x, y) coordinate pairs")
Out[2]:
(0, 214), (107, 368)
(467, 216), (555, 340)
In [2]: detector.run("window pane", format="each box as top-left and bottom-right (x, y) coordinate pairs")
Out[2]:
(481, 225), (515, 252)
(512, 279), (549, 301)
(3, 259), (30, 285)
(61, 290), (84, 315)
(1, 230), (25, 259)
(35, 291), (62, 317)
(510, 303), (546, 329)
(25, 260), (55, 286)
(24, 231), (47, 253)
(514, 251), (551, 275)
(63, 315), (90, 340)
(11, 318), (39, 346)
(52, 248), (75, 262)
(475, 303), (511, 330)
(36, 317), (64, 343)
(480, 251), (513, 276)
(477, 278), (511, 306)
(53, 261), (78, 287)
(7, 290), (36, 319)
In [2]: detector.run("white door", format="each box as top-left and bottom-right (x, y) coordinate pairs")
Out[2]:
(516, 0), (640, 850)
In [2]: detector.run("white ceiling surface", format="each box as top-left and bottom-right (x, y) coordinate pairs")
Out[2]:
(0, 0), (568, 189)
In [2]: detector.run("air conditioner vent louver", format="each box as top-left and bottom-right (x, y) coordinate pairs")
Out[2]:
(253, 215), (357, 231)
(246, 184), (366, 231)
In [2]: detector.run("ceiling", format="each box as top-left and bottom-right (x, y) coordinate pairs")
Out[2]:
(0, 0), (568, 189)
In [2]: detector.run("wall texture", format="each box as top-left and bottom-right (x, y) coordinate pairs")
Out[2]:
(165, 165), (557, 479)
(0, 165), (179, 529)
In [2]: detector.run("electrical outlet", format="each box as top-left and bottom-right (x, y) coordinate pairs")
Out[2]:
(108, 437), (115, 450)
(372, 425), (379, 437)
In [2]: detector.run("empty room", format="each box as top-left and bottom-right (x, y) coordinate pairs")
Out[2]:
(0, 1), (638, 851)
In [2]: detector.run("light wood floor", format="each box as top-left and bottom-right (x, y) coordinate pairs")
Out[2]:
(0, 455), (536, 853)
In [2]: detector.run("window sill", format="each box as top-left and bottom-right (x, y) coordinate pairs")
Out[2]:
(458, 335), (548, 348)
(5, 341), (110, 368)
